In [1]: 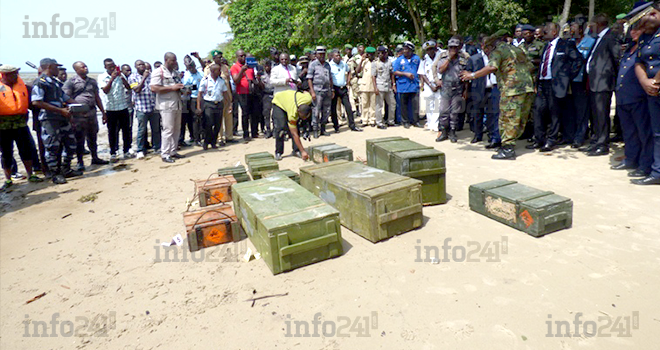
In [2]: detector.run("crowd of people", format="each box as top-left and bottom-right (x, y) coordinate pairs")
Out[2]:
(1, 3), (660, 190)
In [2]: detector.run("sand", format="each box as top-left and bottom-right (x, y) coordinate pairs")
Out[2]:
(1, 118), (659, 350)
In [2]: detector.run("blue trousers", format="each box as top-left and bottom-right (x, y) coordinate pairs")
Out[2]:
(617, 101), (653, 173)
(486, 85), (501, 142)
(648, 96), (660, 178)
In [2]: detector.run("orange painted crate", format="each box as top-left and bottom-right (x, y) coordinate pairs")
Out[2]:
(182, 203), (240, 252)
(194, 175), (237, 207)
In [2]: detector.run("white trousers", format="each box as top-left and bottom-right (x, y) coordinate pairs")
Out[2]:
(160, 110), (182, 158)
(422, 88), (441, 131)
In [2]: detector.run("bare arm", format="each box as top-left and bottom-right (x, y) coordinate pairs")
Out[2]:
(289, 125), (308, 160)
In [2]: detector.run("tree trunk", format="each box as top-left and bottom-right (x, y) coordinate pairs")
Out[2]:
(589, 0), (595, 21)
(451, 0), (458, 34)
(559, 0), (571, 27)
(405, 0), (425, 45)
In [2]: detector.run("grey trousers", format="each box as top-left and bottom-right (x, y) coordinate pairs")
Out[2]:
(439, 92), (464, 130)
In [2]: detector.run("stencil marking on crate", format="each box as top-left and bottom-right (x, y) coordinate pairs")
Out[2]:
(319, 190), (337, 205)
(347, 168), (385, 178)
(485, 196), (517, 223)
(249, 187), (294, 201)
(519, 210), (534, 228)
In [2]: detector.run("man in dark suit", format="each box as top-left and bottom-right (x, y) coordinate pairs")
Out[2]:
(527, 22), (583, 152)
(582, 13), (621, 156)
(466, 46), (500, 148)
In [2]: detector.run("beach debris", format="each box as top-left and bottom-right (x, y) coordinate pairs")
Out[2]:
(25, 292), (46, 304)
(61, 213), (72, 219)
(78, 191), (102, 203)
(243, 247), (254, 262)
(245, 292), (289, 307)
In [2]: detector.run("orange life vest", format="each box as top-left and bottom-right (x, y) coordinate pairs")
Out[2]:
(0, 76), (29, 116)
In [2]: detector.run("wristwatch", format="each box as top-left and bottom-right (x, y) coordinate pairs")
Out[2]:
(471, 72), (476, 80)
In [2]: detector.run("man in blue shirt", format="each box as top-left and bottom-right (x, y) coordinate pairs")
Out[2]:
(330, 49), (361, 132)
(392, 41), (422, 128)
(182, 56), (203, 147)
(196, 64), (230, 150)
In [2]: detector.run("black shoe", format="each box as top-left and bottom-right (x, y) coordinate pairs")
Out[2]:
(178, 141), (190, 148)
(449, 129), (458, 143)
(91, 158), (109, 165)
(540, 143), (554, 152)
(63, 167), (83, 178)
(485, 141), (501, 149)
(435, 130), (448, 142)
(210, 143), (218, 149)
(611, 162), (635, 170)
(171, 153), (185, 159)
(334, 127), (340, 134)
(526, 142), (542, 150)
(628, 169), (650, 177)
(587, 147), (609, 157)
(227, 139), (239, 144)
(83, 148), (91, 155)
(275, 153), (283, 161)
(218, 141), (226, 147)
(403, 123), (411, 129)
(265, 131), (273, 139)
(52, 174), (67, 184)
(162, 157), (175, 163)
(413, 122), (423, 128)
(610, 135), (624, 143)
(291, 150), (302, 158)
(631, 176), (660, 185)
(320, 128), (328, 136)
(377, 124), (387, 129)
(492, 146), (516, 160)
(243, 137), (252, 143)
(571, 143), (581, 149)
(350, 126), (363, 132)
(203, 143), (208, 150)
(579, 145), (595, 153)
(195, 141), (203, 147)
(471, 135), (482, 144)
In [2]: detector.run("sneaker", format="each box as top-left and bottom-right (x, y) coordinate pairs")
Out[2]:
(28, 174), (43, 183)
(123, 152), (136, 160)
(136, 151), (145, 159)
(52, 174), (67, 184)
(162, 156), (175, 163)
(171, 153), (185, 159)
(275, 153), (283, 161)
(110, 154), (119, 163)
(291, 150), (302, 158)
(1, 180), (12, 191)
(76, 163), (86, 172)
(11, 172), (26, 180)
(63, 168), (83, 178)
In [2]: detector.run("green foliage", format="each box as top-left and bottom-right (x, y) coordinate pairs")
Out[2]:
(216, 0), (631, 57)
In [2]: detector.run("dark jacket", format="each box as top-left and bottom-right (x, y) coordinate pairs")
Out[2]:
(539, 38), (583, 98)
(466, 53), (486, 106)
(587, 30), (621, 93)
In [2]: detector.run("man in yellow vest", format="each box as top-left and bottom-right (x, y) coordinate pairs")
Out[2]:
(0, 65), (43, 190)
(271, 89), (313, 161)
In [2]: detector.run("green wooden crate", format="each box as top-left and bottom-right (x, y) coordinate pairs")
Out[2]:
(248, 159), (279, 180)
(366, 139), (446, 205)
(469, 179), (573, 237)
(218, 165), (251, 183)
(300, 160), (423, 243)
(263, 169), (300, 184)
(365, 136), (407, 167)
(245, 152), (274, 164)
(307, 143), (354, 164)
(232, 176), (343, 274)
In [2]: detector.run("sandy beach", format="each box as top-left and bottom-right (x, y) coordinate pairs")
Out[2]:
(1, 117), (659, 349)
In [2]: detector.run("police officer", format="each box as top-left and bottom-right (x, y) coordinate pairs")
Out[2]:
(31, 58), (80, 184)
(461, 30), (535, 160)
(307, 46), (333, 138)
(633, 2), (660, 185)
(434, 36), (470, 143)
(611, 21), (653, 179)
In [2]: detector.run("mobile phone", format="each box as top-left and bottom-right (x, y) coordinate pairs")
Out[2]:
(246, 57), (257, 68)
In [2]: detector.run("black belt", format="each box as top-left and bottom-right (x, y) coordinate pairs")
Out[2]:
(204, 99), (223, 105)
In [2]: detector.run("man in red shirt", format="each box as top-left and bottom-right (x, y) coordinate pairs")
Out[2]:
(230, 50), (258, 141)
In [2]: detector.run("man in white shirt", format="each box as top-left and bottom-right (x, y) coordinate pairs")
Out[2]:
(418, 40), (441, 131)
(270, 53), (299, 95)
(151, 52), (185, 163)
(196, 64), (230, 150)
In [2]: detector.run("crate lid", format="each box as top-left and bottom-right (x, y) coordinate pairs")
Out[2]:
(301, 160), (421, 193)
(485, 183), (553, 203)
(469, 179), (518, 191)
(366, 136), (408, 146)
(393, 148), (446, 166)
(376, 139), (432, 153)
(520, 194), (571, 209)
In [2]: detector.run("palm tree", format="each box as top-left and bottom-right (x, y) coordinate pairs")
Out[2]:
(451, 0), (458, 34)
(560, 0), (571, 27)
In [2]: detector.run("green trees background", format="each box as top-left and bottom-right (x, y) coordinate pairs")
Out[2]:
(214, 0), (632, 59)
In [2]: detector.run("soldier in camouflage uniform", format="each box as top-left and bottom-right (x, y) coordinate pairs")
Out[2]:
(347, 44), (365, 124)
(520, 24), (545, 80)
(461, 30), (534, 160)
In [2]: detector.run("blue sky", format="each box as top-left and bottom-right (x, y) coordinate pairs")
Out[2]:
(0, 0), (232, 73)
